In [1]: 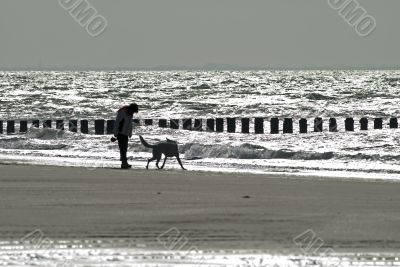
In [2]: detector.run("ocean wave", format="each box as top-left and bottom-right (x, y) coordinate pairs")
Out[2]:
(337, 153), (400, 162)
(349, 89), (395, 99)
(305, 93), (336, 101)
(182, 143), (335, 160)
(26, 128), (67, 140)
(181, 142), (400, 162)
(383, 77), (400, 84)
(220, 79), (237, 84)
(0, 139), (67, 150)
(0, 128), (81, 150)
(190, 83), (211, 89)
(42, 86), (69, 90)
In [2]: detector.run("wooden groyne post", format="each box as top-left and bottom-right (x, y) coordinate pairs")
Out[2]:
(20, 121), (28, 133)
(227, 118), (236, 133)
(158, 119), (167, 128)
(56, 120), (64, 130)
(390, 118), (398, 128)
(144, 119), (153, 126)
(241, 118), (250, 134)
(216, 118), (224, 133)
(374, 118), (383, 129)
(206, 118), (214, 132)
(69, 120), (78, 132)
(32, 120), (39, 128)
(314, 117), (323, 132)
(194, 119), (202, 131)
(283, 118), (293, 134)
(81, 120), (89, 134)
(360, 118), (368, 130)
(95, 119), (105, 135)
(345, 118), (354, 131)
(183, 119), (192, 130)
(299, 118), (307, 133)
(329, 118), (338, 132)
(43, 120), (52, 128)
(270, 118), (279, 134)
(106, 120), (115, 134)
(7, 121), (15, 134)
(170, 119), (179, 129)
(254, 118), (264, 134)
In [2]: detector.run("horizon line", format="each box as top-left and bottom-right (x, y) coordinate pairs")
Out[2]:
(1, 67), (400, 71)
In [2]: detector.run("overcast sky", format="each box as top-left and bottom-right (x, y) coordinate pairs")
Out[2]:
(0, 0), (398, 70)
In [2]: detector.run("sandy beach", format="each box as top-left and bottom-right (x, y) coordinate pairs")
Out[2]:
(0, 164), (400, 254)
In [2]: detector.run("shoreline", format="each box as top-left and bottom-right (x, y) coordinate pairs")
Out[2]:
(1, 155), (400, 183)
(1, 164), (400, 253)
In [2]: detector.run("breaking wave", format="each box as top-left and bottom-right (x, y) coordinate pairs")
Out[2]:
(0, 128), (81, 150)
(0, 139), (68, 150)
(305, 93), (336, 101)
(182, 143), (335, 160)
(26, 128), (66, 140)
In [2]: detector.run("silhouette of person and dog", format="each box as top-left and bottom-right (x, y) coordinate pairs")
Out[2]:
(112, 103), (186, 170)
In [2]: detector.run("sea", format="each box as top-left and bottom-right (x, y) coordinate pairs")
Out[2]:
(1, 70), (400, 180)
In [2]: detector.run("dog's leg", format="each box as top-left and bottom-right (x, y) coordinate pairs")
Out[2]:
(176, 155), (186, 170)
(147, 157), (156, 169)
(160, 157), (167, 169)
(156, 156), (162, 169)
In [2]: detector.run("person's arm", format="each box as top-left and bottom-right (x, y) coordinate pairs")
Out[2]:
(128, 115), (133, 138)
(113, 111), (123, 137)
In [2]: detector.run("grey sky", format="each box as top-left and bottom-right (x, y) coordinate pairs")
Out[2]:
(0, 0), (398, 70)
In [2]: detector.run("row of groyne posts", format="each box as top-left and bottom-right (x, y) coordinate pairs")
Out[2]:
(0, 117), (399, 134)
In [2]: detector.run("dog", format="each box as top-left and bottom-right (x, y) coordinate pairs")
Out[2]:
(139, 135), (186, 170)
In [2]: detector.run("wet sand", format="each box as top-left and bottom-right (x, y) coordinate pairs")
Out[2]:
(1, 164), (400, 253)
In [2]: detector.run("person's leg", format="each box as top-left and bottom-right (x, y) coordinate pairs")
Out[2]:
(121, 135), (128, 163)
(117, 134), (125, 162)
(117, 134), (130, 168)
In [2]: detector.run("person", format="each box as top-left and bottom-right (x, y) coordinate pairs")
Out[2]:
(113, 103), (139, 169)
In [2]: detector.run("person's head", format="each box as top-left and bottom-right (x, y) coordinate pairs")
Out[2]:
(127, 103), (139, 115)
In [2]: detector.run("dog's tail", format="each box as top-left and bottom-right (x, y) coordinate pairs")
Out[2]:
(139, 135), (154, 148)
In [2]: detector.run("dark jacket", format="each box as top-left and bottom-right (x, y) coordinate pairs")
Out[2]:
(113, 106), (133, 137)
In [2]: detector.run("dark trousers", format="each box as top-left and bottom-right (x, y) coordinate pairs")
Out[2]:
(117, 134), (129, 163)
